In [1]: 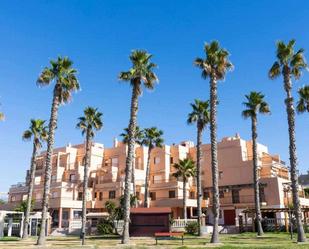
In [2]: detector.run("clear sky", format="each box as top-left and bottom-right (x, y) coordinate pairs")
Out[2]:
(0, 0), (309, 195)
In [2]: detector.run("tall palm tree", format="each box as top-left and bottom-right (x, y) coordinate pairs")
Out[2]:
(141, 127), (164, 207)
(194, 41), (233, 243)
(187, 99), (210, 236)
(119, 50), (158, 244)
(269, 40), (307, 242)
(297, 85), (309, 114)
(36, 56), (79, 245)
(172, 158), (196, 220)
(242, 92), (270, 236)
(120, 126), (144, 199)
(77, 107), (103, 245)
(22, 119), (48, 239)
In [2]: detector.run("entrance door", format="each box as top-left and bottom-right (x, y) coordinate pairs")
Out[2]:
(224, 209), (236, 225)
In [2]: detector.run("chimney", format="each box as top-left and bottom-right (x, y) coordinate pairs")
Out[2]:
(113, 137), (118, 148)
(235, 133), (240, 139)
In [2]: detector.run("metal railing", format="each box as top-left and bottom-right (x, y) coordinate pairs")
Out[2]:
(171, 218), (197, 228)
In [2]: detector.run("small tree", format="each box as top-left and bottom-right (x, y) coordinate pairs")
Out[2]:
(172, 158), (196, 220)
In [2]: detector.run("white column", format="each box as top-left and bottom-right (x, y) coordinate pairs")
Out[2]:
(0, 212), (5, 238)
(7, 218), (13, 237)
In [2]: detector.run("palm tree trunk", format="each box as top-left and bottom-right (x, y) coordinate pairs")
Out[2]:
(81, 129), (91, 245)
(122, 83), (139, 244)
(209, 74), (220, 244)
(132, 159), (136, 202)
(251, 116), (264, 236)
(22, 141), (38, 239)
(183, 180), (187, 220)
(283, 69), (306, 242)
(144, 147), (152, 208)
(37, 88), (60, 246)
(196, 124), (202, 236)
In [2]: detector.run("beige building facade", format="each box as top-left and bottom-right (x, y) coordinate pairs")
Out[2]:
(6, 134), (309, 230)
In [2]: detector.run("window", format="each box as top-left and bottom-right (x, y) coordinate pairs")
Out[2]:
(112, 158), (118, 167)
(22, 194), (27, 201)
(169, 190), (176, 198)
(77, 192), (83, 201)
(34, 176), (41, 185)
(69, 174), (76, 182)
(219, 209), (223, 219)
(190, 191), (195, 199)
(170, 157), (174, 164)
(219, 190), (224, 198)
(136, 157), (142, 169)
(73, 210), (82, 219)
(136, 191), (140, 200)
(203, 191), (210, 199)
(94, 192), (97, 199)
(109, 191), (116, 199)
(219, 171), (223, 179)
(99, 192), (103, 201)
(11, 196), (16, 202)
(154, 157), (160, 164)
(259, 187), (266, 202)
(52, 175), (58, 183)
(150, 192), (156, 200)
(52, 192), (58, 198)
(232, 189), (240, 203)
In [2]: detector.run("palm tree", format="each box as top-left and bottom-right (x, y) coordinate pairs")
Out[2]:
(0, 103), (4, 121)
(120, 126), (144, 199)
(77, 107), (103, 245)
(187, 99), (210, 236)
(119, 50), (158, 244)
(297, 85), (309, 113)
(269, 40), (307, 242)
(194, 41), (233, 243)
(36, 56), (79, 245)
(22, 119), (48, 239)
(242, 92), (270, 236)
(141, 127), (164, 207)
(172, 158), (196, 220)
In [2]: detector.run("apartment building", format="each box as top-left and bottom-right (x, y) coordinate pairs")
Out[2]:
(189, 135), (309, 225)
(6, 134), (309, 229)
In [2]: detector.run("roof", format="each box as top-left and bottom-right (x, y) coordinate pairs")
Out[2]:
(130, 207), (172, 214)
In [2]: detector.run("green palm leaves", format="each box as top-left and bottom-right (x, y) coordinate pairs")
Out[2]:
(269, 40), (307, 80)
(194, 41), (233, 80)
(297, 86), (309, 113)
(119, 50), (158, 95)
(187, 99), (210, 130)
(22, 119), (48, 147)
(141, 127), (164, 149)
(37, 56), (80, 103)
(120, 126), (144, 145)
(242, 92), (270, 119)
(77, 107), (103, 138)
(172, 158), (196, 182)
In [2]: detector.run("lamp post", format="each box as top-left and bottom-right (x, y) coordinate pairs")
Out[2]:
(283, 183), (293, 240)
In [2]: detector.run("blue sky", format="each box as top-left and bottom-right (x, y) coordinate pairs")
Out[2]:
(0, 0), (309, 194)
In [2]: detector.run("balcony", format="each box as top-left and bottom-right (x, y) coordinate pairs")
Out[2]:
(150, 196), (208, 208)
(9, 182), (28, 193)
(208, 195), (266, 206)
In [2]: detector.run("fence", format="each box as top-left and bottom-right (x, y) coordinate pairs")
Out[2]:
(171, 218), (197, 228)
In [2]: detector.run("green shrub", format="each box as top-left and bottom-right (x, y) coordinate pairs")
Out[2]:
(97, 218), (114, 235)
(185, 221), (198, 235)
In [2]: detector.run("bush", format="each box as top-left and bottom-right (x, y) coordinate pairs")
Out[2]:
(97, 218), (114, 235)
(185, 221), (198, 235)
